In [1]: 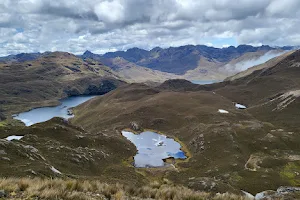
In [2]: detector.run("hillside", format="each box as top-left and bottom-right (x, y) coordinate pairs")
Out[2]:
(0, 52), (42, 63)
(0, 52), (124, 116)
(225, 50), (296, 81)
(215, 50), (300, 132)
(72, 50), (300, 194)
(1, 49), (300, 199)
(95, 56), (180, 83)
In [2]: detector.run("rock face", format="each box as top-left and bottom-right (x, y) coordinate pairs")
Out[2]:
(130, 122), (141, 131)
(254, 187), (300, 199)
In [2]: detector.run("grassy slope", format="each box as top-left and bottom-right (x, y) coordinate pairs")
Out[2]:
(71, 50), (300, 194)
(215, 50), (300, 129)
(0, 178), (250, 200)
(225, 50), (295, 81)
(0, 52), (124, 117)
(70, 82), (298, 194)
(0, 118), (144, 186)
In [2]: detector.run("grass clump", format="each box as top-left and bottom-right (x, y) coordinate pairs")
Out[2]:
(0, 177), (249, 200)
(0, 121), (7, 127)
(280, 162), (300, 186)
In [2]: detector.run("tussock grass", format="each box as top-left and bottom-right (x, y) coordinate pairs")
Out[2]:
(0, 178), (250, 200)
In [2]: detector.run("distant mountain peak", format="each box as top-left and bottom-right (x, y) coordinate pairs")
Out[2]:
(83, 50), (94, 56)
(151, 47), (163, 52)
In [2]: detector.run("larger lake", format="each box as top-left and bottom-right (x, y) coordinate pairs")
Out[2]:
(13, 95), (96, 126)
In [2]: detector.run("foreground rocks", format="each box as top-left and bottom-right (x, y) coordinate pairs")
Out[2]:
(252, 187), (300, 200)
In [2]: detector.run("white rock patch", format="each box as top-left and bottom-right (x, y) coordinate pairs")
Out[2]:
(218, 109), (229, 114)
(50, 166), (62, 174)
(235, 103), (247, 109)
(272, 89), (300, 111)
(5, 135), (24, 141)
(241, 190), (255, 199)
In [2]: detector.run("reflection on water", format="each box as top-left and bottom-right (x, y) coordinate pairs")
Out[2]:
(122, 130), (186, 168)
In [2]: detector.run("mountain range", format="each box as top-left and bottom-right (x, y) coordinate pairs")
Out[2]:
(1, 45), (297, 83)
(82, 45), (296, 80)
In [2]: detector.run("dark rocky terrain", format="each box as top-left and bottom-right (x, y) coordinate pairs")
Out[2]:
(1, 49), (300, 199)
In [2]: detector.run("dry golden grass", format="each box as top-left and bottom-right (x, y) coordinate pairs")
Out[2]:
(0, 178), (250, 200)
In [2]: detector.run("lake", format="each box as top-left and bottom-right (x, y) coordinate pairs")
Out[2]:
(13, 95), (96, 126)
(122, 130), (186, 168)
(190, 80), (221, 85)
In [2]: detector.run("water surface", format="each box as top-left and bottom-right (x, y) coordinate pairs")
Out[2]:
(122, 130), (186, 168)
(13, 95), (96, 126)
(190, 80), (220, 85)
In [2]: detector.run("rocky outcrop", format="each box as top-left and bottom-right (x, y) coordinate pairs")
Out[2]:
(0, 112), (6, 121)
(252, 187), (300, 200)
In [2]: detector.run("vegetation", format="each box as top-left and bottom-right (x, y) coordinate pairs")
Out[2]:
(280, 162), (300, 186)
(0, 51), (124, 116)
(0, 178), (249, 200)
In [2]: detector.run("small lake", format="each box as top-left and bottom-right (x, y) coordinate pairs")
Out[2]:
(13, 95), (96, 126)
(190, 80), (221, 85)
(122, 130), (186, 168)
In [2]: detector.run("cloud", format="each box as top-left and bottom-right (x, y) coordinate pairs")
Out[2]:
(0, 0), (299, 56)
(224, 50), (286, 73)
(94, 1), (125, 23)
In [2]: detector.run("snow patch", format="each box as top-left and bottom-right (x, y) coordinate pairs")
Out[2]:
(50, 166), (62, 174)
(218, 109), (229, 114)
(272, 90), (300, 111)
(22, 119), (34, 126)
(121, 130), (133, 135)
(235, 103), (247, 109)
(5, 135), (24, 141)
(241, 190), (255, 199)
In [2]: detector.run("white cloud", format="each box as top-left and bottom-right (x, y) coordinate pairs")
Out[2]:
(224, 51), (286, 72)
(94, 1), (125, 23)
(0, 0), (299, 56)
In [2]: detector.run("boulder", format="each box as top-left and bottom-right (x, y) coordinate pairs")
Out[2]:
(0, 190), (7, 198)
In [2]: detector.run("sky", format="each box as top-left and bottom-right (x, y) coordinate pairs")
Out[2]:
(0, 0), (300, 56)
